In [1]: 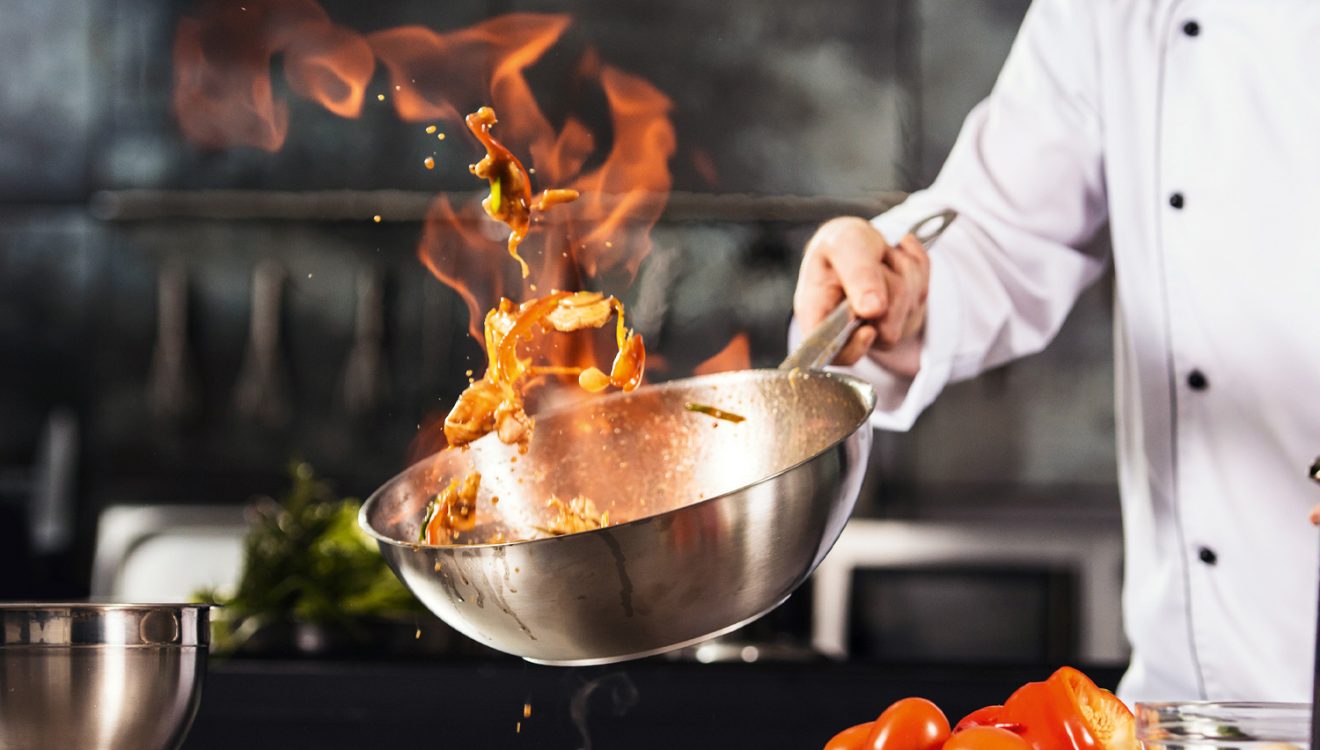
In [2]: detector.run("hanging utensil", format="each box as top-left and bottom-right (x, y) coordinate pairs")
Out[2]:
(233, 260), (291, 429)
(342, 266), (389, 419)
(147, 261), (198, 424)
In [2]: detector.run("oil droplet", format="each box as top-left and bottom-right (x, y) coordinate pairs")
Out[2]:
(437, 132), (446, 141)
(425, 125), (437, 134)
(414, 628), (422, 639)
(424, 156), (435, 170)
(523, 703), (532, 718)
(376, 93), (385, 102)
(372, 214), (382, 223)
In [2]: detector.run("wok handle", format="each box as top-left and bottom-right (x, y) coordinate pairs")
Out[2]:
(779, 208), (958, 371)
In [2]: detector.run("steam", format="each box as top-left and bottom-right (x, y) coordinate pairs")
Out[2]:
(569, 671), (639, 750)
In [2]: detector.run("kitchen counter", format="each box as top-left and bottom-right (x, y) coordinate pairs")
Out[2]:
(182, 658), (1124, 749)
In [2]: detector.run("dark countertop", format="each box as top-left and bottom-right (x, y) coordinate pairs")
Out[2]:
(181, 658), (1125, 749)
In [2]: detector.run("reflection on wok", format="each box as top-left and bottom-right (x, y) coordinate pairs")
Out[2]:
(360, 368), (875, 665)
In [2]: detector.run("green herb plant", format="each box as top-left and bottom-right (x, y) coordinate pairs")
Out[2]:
(196, 462), (423, 653)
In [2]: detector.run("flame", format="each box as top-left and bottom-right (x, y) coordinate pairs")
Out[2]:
(416, 196), (505, 343)
(693, 333), (751, 376)
(367, 13), (569, 144)
(172, 0), (374, 150)
(561, 63), (676, 280)
(406, 45), (675, 356)
(173, 14), (288, 152)
(172, 4), (679, 456)
(281, 25), (374, 118)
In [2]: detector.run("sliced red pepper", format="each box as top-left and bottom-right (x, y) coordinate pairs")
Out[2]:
(1000, 668), (1134, 750)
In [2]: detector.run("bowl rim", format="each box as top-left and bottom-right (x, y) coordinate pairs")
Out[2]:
(360, 368), (876, 552)
(1, 603), (211, 647)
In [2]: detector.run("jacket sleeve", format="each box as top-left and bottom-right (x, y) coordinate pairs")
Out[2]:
(850, 0), (1112, 430)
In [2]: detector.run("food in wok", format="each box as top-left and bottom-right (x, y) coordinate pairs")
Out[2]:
(420, 105), (648, 545)
(442, 290), (646, 452)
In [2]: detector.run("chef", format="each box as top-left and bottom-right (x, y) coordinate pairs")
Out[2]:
(793, 0), (1320, 703)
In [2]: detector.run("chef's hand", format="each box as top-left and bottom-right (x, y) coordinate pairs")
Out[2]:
(794, 216), (930, 376)
(1309, 503), (1320, 525)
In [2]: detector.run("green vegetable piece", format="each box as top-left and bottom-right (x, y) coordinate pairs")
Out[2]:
(684, 402), (746, 423)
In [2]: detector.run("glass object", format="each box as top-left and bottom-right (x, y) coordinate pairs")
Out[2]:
(1137, 702), (1311, 750)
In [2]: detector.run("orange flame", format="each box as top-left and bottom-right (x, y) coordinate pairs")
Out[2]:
(561, 63), (676, 280)
(368, 14), (569, 148)
(694, 333), (752, 376)
(416, 196), (505, 344)
(405, 45), (675, 351)
(172, 4), (678, 457)
(172, 0), (374, 150)
(281, 25), (374, 118)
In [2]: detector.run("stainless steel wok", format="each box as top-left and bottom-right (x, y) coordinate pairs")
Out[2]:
(360, 210), (955, 665)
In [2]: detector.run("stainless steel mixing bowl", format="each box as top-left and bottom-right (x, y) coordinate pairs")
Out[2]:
(361, 368), (875, 665)
(0, 603), (209, 750)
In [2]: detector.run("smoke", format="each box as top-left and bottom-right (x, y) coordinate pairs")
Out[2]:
(568, 671), (639, 750)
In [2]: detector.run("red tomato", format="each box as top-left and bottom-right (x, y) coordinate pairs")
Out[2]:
(953, 706), (1023, 735)
(865, 697), (950, 750)
(1000, 668), (1135, 750)
(823, 722), (873, 750)
(943, 726), (1033, 750)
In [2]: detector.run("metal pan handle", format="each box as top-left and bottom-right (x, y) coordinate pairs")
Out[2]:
(779, 208), (958, 371)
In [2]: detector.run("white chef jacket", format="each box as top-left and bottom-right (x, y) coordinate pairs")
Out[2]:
(844, 0), (1320, 702)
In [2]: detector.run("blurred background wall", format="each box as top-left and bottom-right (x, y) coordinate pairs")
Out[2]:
(0, 0), (1119, 661)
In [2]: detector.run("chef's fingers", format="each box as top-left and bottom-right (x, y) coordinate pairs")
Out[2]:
(875, 266), (911, 349)
(1309, 502), (1320, 525)
(895, 233), (931, 303)
(833, 324), (878, 366)
(795, 217), (891, 330)
(874, 236), (930, 348)
(892, 233), (932, 339)
(794, 237), (842, 333)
